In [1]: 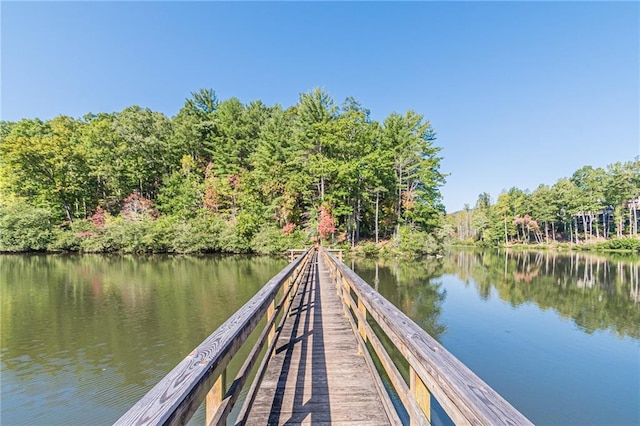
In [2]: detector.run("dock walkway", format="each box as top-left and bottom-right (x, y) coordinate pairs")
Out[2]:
(245, 253), (391, 425)
(115, 247), (532, 426)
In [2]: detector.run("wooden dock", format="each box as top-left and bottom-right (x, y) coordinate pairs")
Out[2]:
(244, 253), (391, 425)
(115, 247), (533, 426)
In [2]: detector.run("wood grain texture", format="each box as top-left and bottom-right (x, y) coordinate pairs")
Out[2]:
(340, 289), (427, 426)
(114, 249), (312, 426)
(410, 366), (431, 425)
(233, 253), (313, 425)
(322, 249), (533, 426)
(244, 254), (392, 426)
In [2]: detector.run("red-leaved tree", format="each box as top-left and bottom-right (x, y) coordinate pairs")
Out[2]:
(89, 207), (106, 228)
(318, 205), (336, 244)
(282, 222), (296, 235)
(121, 193), (158, 221)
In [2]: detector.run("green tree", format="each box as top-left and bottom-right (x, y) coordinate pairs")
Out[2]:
(81, 112), (127, 210)
(207, 98), (248, 176)
(112, 106), (174, 199)
(530, 185), (556, 242)
(0, 201), (55, 251)
(321, 97), (377, 245)
(473, 192), (492, 243)
(381, 111), (445, 233)
(1, 116), (92, 222)
(250, 105), (306, 228)
(156, 156), (203, 218)
(0, 121), (16, 140)
(605, 161), (640, 237)
(0, 88), (448, 255)
(571, 166), (607, 239)
(553, 178), (581, 242)
(294, 88), (337, 204)
(487, 192), (513, 244)
(170, 89), (218, 162)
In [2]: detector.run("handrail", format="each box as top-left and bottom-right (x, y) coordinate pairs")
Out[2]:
(288, 247), (343, 261)
(320, 247), (533, 426)
(114, 247), (314, 426)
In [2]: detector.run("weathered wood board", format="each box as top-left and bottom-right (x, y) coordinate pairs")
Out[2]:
(245, 255), (391, 425)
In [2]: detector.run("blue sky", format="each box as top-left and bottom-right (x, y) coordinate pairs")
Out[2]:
(2, 1), (638, 212)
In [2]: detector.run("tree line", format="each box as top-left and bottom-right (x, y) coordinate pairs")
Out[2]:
(447, 161), (640, 250)
(0, 88), (446, 254)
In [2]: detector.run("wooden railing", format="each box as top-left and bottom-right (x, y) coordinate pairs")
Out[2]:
(320, 247), (533, 426)
(114, 247), (315, 426)
(288, 247), (343, 261)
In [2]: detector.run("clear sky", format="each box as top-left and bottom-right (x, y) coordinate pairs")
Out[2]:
(2, 1), (638, 213)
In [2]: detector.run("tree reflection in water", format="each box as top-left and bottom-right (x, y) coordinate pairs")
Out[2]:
(353, 257), (447, 341)
(443, 249), (640, 339)
(354, 250), (639, 340)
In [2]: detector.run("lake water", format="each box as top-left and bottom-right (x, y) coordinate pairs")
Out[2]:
(0, 254), (288, 425)
(1, 250), (638, 425)
(353, 249), (640, 426)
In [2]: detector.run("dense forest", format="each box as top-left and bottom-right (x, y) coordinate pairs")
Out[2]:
(0, 88), (446, 255)
(447, 160), (640, 251)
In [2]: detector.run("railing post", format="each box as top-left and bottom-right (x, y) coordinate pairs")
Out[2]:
(206, 369), (226, 426)
(283, 276), (292, 313)
(410, 366), (431, 425)
(267, 299), (276, 345)
(340, 274), (351, 321)
(357, 299), (367, 354)
(341, 277), (351, 309)
(357, 300), (366, 339)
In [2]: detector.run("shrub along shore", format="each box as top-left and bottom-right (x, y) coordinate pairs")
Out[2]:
(0, 198), (446, 257)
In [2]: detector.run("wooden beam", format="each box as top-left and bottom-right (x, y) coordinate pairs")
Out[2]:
(205, 369), (226, 426)
(267, 300), (276, 346)
(410, 366), (431, 425)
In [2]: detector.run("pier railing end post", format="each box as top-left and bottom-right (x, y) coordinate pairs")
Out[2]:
(410, 366), (431, 425)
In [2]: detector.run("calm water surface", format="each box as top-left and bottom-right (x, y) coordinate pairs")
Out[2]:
(353, 249), (640, 426)
(1, 254), (288, 425)
(1, 250), (639, 425)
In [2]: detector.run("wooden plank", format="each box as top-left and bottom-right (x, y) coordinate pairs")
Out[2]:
(323, 249), (533, 426)
(114, 248), (312, 426)
(357, 298), (367, 341)
(348, 315), (404, 425)
(267, 300), (276, 345)
(410, 366), (431, 426)
(246, 406), (390, 424)
(352, 302), (428, 426)
(210, 262), (307, 426)
(119, 245), (531, 426)
(234, 252), (315, 424)
(322, 254), (406, 424)
(205, 369), (225, 426)
(244, 254), (391, 425)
